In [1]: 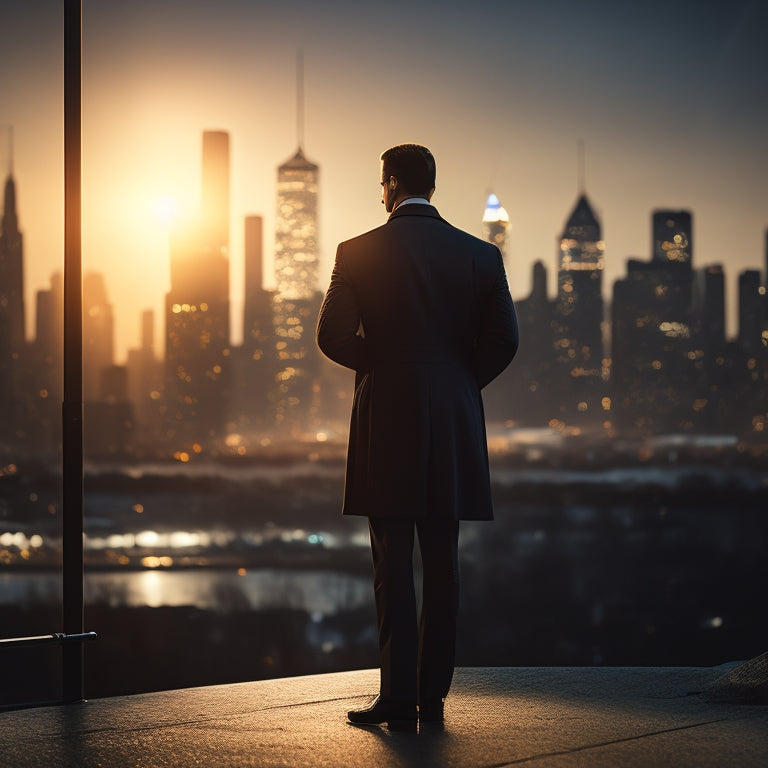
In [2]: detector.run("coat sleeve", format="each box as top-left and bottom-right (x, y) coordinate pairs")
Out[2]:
(316, 243), (370, 372)
(473, 249), (520, 389)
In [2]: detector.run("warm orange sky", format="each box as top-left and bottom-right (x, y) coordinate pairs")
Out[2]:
(2, 0), (767, 362)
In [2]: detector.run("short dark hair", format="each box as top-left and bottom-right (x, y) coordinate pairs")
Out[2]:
(380, 144), (436, 196)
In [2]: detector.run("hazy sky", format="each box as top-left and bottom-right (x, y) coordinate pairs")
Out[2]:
(1, 0), (767, 360)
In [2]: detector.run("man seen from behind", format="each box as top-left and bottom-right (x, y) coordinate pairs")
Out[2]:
(317, 143), (519, 730)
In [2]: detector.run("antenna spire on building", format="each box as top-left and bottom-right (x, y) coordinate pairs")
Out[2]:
(0, 125), (12, 176)
(297, 49), (304, 152)
(577, 138), (585, 194)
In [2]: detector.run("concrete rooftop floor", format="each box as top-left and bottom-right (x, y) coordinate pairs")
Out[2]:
(1, 665), (767, 767)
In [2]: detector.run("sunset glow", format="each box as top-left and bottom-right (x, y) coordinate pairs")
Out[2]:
(151, 195), (179, 226)
(1, 0), (765, 362)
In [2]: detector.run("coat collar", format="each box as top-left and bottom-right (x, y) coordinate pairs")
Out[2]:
(387, 203), (442, 222)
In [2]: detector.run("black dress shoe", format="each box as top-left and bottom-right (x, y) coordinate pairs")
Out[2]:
(348, 696), (417, 730)
(418, 698), (445, 722)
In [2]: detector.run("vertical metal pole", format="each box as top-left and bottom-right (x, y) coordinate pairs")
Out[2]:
(62, 0), (84, 704)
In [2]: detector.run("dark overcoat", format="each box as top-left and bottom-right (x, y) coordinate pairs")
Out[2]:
(317, 204), (519, 520)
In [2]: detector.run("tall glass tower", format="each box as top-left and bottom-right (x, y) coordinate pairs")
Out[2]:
(274, 148), (319, 300)
(0, 173), (24, 350)
(482, 193), (509, 261)
(0, 171), (24, 425)
(164, 131), (231, 452)
(272, 146), (320, 434)
(554, 193), (605, 425)
(202, 130), (230, 261)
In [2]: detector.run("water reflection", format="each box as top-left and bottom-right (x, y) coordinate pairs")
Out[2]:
(85, 529), (230, 551)
(0, 568), (371, 614)
(0, 523), (369, 568)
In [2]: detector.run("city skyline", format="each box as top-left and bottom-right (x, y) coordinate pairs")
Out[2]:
(4, 128), (766, 455)
(1, 0), (766, 360)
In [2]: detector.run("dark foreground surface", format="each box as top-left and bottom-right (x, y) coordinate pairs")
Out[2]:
(1, 665), (766, 767)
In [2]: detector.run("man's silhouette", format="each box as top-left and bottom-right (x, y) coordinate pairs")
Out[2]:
(317, 144), (519, 729)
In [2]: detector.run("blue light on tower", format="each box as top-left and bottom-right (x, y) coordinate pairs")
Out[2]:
(482, 193), (509, 260)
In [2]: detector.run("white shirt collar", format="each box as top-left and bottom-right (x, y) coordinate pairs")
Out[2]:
(394, 197), (431, 210)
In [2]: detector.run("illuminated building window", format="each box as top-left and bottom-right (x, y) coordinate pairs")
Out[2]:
(659, 321), (690, 338)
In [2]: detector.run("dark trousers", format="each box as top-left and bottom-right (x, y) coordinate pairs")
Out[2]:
(368, 516), (460, 705)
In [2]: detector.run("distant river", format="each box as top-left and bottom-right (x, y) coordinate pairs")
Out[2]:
(0, 568), (371, 614)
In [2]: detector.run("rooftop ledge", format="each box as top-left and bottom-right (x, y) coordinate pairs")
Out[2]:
(1, 663), (767, 767)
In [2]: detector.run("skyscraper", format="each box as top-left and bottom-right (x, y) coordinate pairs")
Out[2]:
(482, 193), (509, 262)
(733, 269), (768, 434)
(692, 264), (729, 432)
(611, 210), (697, 433)
(83, 272), (115, 401)
(0, 173), (25, 415)
(164, 132), (232, 452)
(232, 214), (276, 433)
(34, 272), (63, 377)
(200, 130), (230, 342)
(0, 173), (24, 351)
(127, 309), (163, 444)
(653, 210), (692, 265)
(201, 131), (230, 263)
(272, 145), (321, 434)
(81, 271), (134, 458)
(738, 269), (764, 353)
(480, 192), (515, 423)
(553, 193), (605, 425)
(29, 272), (63, 450)
(485, 260), (558, 427)
(243, 215), (273, 355)
(274, 148), (319, 300)
(694, 265), (725, 349)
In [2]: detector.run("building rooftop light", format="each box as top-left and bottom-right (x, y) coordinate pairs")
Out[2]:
(482, 193), (510, 223)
